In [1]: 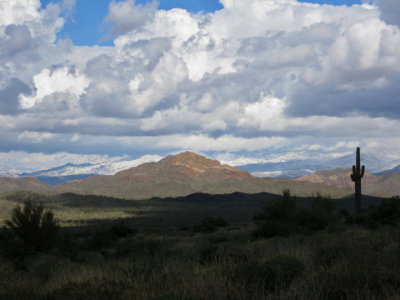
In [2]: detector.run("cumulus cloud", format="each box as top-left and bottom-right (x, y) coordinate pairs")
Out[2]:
(1, 0), (400, 168)
(0, 0), (41, 26)
(371, 0), (400, 27)
(104, 0), (158, 37)
(19, 67), (90, 109)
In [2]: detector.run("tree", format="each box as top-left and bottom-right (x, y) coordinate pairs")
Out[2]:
(5, 201), (59, 251)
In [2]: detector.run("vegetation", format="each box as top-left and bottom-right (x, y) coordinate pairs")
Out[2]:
(0, 190), (400, 299)
(4, 200), (59, 251)
(252, 190), (338, 238)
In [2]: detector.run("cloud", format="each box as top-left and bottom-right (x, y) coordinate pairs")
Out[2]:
(0, 78), (30, 115)
(0, 151), (125, 173)
(19, 67), (90, 109)
(1, 0), (400, 168)
(104, 0), (158, 37)
(0, 0), (41, 26)
(372, 0), (400, 27)
(307, 141), (360, 152)
(18, 131), (54, 143)
(62, 0), (76, 18)
(155, 134), (288, 152)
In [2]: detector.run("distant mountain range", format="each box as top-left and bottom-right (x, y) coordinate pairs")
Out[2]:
(13, 155), (162, 185)
(7, 151), (398, 187)
(0, 152), (399, 199)
(374, 164), (400, 176)
(0, 152), (351, 199)
(296, 168), (400, 197)
(236, 152), (394, 179)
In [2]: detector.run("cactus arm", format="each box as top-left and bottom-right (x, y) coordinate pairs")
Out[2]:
(361, 165), (365, 177)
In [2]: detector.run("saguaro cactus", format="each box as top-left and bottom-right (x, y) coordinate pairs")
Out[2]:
(350, 147), (365, 213)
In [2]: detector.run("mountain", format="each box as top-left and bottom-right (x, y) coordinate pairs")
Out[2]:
(237, 152), (391, 179)
(54, 152), (349, 199)
(16, 155), (163, 185)
(0, 177), (52, 194)
(374, 164), (400, 176)
(5, 152), (399, 199)
(19, 163), (94, 177)
(297, 168), (400, 197)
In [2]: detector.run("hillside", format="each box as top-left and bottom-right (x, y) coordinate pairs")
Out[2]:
(55, 152), (349, 199)
(0, 177), (52, 194)
(297, 168), (400, 197)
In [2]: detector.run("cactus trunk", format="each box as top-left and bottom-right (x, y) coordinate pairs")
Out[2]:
(350, 147), (365, 214)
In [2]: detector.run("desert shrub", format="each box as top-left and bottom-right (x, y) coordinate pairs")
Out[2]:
(4, 201), (59, 251)
(253, 191), (337, 238)
(110, 221), (138, 238)
(296, 194), (337, 232)
(232, 255), (305, 293)
(199, 245), (219, 264)
(90, 222), (138, 249)
(368, 196), (400, 226)
(252, 213), (267, 221)
(313, 242), (346, 267)
(192, 217), (228, 233)
(252, 220), (290, 239)
(263, 255), (305, 291)
(264, 189), (297, 221)
(90, 229), (119, 249)
(347, 196), (400, 228)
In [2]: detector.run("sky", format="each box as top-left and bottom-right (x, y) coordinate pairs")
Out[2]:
(1, 0), (400, 172)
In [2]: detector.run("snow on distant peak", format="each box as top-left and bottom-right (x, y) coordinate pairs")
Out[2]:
(19, 155), (163, 177)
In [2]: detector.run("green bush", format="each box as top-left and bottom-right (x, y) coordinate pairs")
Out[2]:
(4, 201), (59, 251)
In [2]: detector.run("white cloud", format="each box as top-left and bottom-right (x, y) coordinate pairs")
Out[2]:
(104, 0), (158, 36)
(308, 141), (360, 152)
(238, 94), (286, 129)
(19, 67), (90, 109)
(129, 53), (188, 115)
(0, 0), (41, 26)
(155, 134), (288, 152)
(1, 0), (400, 169)
(70, 133), (79, 142)
(17, 131), (54, 143)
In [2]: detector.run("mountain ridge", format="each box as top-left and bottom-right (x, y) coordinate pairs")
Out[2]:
(0, 152), (399, 199)
(296, 168), (400, 197)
